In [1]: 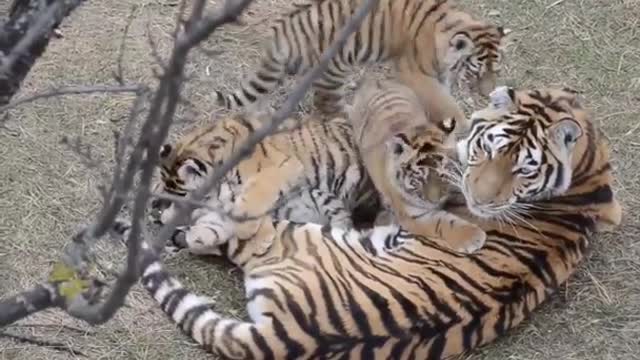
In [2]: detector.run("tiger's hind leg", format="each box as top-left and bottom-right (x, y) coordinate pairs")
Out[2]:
(310, 189), (353, 229)
(312, 59), (350, 117)
(215, 44), (290, 110)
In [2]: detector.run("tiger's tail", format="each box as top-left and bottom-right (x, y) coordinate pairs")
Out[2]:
(138, 243), (290, 359)
(215, 39), (292, 111)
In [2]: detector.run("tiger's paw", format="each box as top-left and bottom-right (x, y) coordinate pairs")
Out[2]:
(446, 224), (486, 254)
(108, 219), (132, 245)
(166, 226), (223, 256)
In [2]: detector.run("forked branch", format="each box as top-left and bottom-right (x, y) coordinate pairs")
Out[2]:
(0, 0), (379, 331)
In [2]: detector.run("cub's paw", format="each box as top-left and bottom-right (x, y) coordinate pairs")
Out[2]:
(110, 219), (132, 244)
(447, 224), (486, 254)
(166, 226), (223, 256)
(164, 227), (189, 256)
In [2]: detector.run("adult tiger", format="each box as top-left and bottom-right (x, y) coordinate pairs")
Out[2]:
(136, 85), (620, 359)
(214, 0), (512, 117)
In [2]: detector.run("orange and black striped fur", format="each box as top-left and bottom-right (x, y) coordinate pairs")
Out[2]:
(349, 77), (485, 253)
(150, 110), (376, 233)
(214, 0), (512, 117)
(136, 85), (621, 359)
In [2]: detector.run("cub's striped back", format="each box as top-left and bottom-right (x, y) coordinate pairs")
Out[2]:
(139, 85), (621, 359)
(151, 111), (377, 230)
(215, 0), (512, 116)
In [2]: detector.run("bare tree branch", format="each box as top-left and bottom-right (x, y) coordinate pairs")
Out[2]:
(113, 5), (139, 85)
(154, 0), (380, 249)
(0, 0), (379, 331)
(0, 0), (88, 105)
(0, 84), (144, 114)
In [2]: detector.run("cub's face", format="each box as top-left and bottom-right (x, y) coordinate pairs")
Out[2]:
(386, 117), (459, 206)
(150, 143), (214, 225)
(457, 86), (585, 219)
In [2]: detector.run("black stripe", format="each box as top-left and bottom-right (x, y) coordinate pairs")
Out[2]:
(162, 288), (189, 315)
(246, 288), (285, 312)
(250, 325), (275, 360)
(264, 312), (306, 358)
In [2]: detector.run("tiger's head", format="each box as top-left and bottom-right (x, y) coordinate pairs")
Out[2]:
(458, 85), (621, 229)
(150, 115), (256, 224)
(438, 14), (513, 97)
(385, 119), (459, 207)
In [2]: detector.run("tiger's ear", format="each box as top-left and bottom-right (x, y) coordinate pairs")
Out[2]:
(549, 118), (583, 151)
(159, 144), (176, 166)
(497, 26), (515, 50)
(160, 144), (173, 158)
(449, 32), (474, 57)
(489, 85), (516, 110)
(179, 158), (208, 178)
(386, 133), (414, 161)
(441, 117), (457, 134)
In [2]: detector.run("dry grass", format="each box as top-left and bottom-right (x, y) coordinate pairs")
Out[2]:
(0, 0), (639, 359)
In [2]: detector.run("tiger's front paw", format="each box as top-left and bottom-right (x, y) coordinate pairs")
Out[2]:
(447, 224), (486, 254)
(166, 226), (223, 256)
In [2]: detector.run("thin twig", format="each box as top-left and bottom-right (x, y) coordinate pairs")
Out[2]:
(7, 323), (93, 335)
(0, 332), (87, 357)
(0, 85), (144, 114)
(113, 5), (139, 85)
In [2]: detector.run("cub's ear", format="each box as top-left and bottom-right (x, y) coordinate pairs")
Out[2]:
(440, 117), (457, 134)
(386, 133), (412, 159)
(450, 32), (473, 55)
(549, 118), (583, 151)
(180, 158), (208, 177)
(489, 85), (516, 110)
(160, 144), (173, 158)
(497, 26), (515, 50)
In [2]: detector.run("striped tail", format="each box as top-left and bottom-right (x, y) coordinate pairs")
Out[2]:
(215, 45), (290, 110)
(138, 243), (288, 359)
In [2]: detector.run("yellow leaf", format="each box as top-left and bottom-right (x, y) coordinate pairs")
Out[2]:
(48, 262), (78, 283)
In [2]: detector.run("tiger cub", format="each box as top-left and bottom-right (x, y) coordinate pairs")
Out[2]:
(150, 110), (374, 233)
(214, 0), (511, 119)
(349, 77), (486, 253)
(127, 85), (622, 360)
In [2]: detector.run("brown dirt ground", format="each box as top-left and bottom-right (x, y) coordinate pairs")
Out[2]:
(1, 0), (639, 359)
